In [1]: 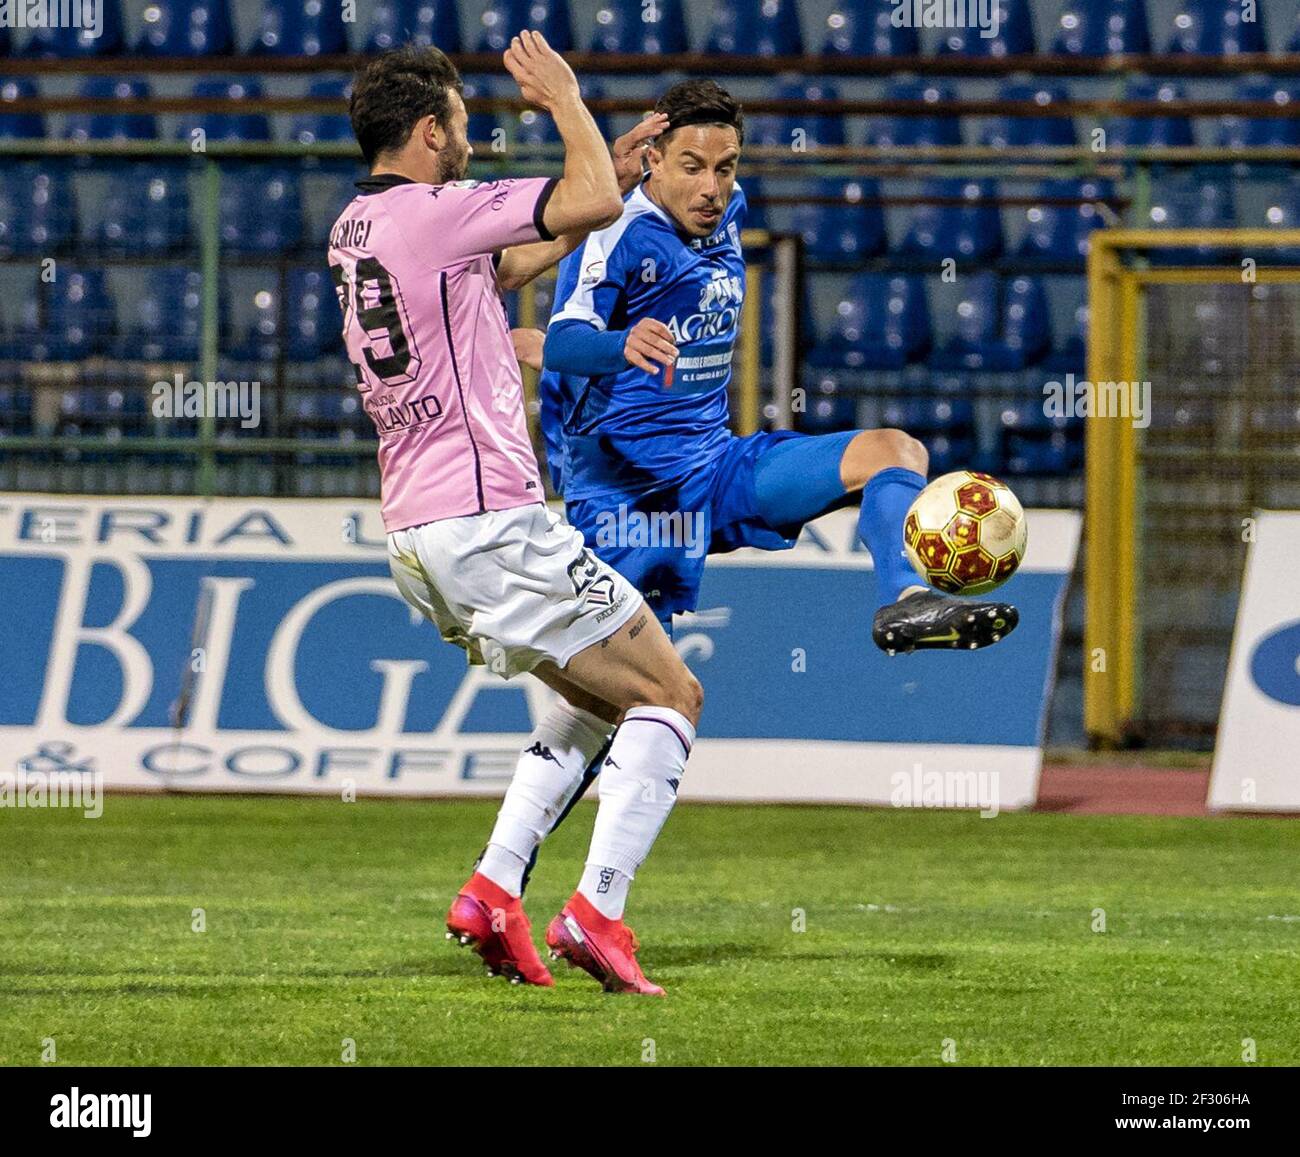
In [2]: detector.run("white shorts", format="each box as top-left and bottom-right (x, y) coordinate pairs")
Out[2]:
(388, 503), (643, 679)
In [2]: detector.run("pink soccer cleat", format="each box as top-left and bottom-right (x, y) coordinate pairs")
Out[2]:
(545, 892), (665, 996)
(445, 872), (553, 987)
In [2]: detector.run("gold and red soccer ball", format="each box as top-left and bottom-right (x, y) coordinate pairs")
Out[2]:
(903, 471), (1028, 596)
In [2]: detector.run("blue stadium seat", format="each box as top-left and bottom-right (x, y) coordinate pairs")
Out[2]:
(737, 175), (766, 231)
(1219, 77), (1299, 152)
(0, 387), (34, 437)
(1042, 298), (1089, 374)
(937, 0), (1035, 56)
(25, 0), (126, 56)
(96, 164), (191, 256)
(234, 277), (284, 363)
(1053, 0), (1150, 56)
(1144, 173), (1236, 264)
(864, 78), (962, 149)
(0, 78), (43, 139)
(706, 0), (803, 56)
(290, 77), (352, 145)
(219, 166), (304, 254)
(478, 0), (573, 53)
(900, 178), (1003, 263)
(800, 377), (859, 434)
(1016, 178), (1114, 266)
(810, 273), (931, 370)
(1259, 177), (1300, 262)
(822, 0), (919, 57)
(748, 78), (845, 157)
(286, 268), (343, 361)
(63, 77), (156, 142)
(252, 0), (349, 55)
(22, 271), (115, 361)
(1167, 0), (1268, 55)
(117, 268), (220, 362)
(0, 162), (76, 255)
(591, 0), (688, 53)
(883, 397), (976, 473)
(790, 177), (885, 265)
(185, 77), (271, 142)
(1291, 9), (1300, 51)
(999, 402), (1079, 477)
(366, 0), (463, 52)
(0, 24), (10, 58)
(462, 75), (498, 145)
(930, 274), (1051, 372)
(310, 171), (362, 247)
(516, 79), (611, 145)
(137, 0), (236, 56)
(1107, 78), (1195, 150)
(980, 81), (1075, 149)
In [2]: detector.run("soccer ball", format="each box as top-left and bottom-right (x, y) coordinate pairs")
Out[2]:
(903, 471), (1027, 596)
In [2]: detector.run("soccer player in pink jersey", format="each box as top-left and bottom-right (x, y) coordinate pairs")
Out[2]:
(329, 35), (694, 995)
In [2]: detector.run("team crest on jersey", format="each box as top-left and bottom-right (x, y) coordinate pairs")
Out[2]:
(698, 270), (744, 312)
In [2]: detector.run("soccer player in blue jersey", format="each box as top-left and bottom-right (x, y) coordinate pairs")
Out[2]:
(536, 78), (1019, 655)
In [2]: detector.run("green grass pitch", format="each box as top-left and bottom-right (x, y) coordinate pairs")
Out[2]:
(2, 795), (1297, 1066)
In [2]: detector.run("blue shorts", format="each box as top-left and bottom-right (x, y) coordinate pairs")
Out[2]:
(565, 429), (808, 622)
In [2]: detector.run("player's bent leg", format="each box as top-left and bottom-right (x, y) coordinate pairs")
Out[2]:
(537, 609), (700, 995)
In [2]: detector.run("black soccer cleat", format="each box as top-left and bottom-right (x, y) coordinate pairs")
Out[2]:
(872, 588), (1018, 656)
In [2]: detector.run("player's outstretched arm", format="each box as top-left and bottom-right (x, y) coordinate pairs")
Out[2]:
(503, 31), (622, 237)
(496, 115), (668, 291)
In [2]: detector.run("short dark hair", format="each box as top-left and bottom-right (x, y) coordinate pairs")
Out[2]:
(654, 79), (744, 148)
(349, 45), (464, 166)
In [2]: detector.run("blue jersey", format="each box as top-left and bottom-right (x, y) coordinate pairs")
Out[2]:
(540, 180), (748, 501)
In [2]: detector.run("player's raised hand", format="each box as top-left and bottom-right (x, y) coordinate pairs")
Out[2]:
(503, 30), (581, 112)
(612, 113), (670, 195)
(624, 318), (677, 375)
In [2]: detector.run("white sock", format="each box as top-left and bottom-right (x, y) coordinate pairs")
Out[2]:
(478, 699), (613, 897)
(580, 705), (695, 920)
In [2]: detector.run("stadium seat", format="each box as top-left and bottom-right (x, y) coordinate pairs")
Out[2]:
(286, 268), (343, 361)
(1144, 173), (1237, 264)
(516, 79), (611, 145)
(457, 74), (498, 145)
(999, 403), (1078, 477)
(706, 0), (803, 56)
(21, 271), (115, 361)
(63, 77), (156, 142)
(219, 166), (304, 254)
(1166, 0), (1268, 55)
(1042, 299), (1089, 374)
(748, 79), (845, 157)
(117, 268), (220, 362)
(96, 164), (191, 256)
(980, 82), (1075, 149)
(590, 0), (688, 53)
(930, 274), (1051, 372)
(789, 177), (885, 265)
(136, 0), (236, 56)
(184, 77), (271, 142)
(1016, 178), (1114, 266)
(1053, 0), (1150, 56)
(1291, 8), (1300, 51)
(1218, 77), (1299, 152)
(251, 0), (349, 55)
(1106, 78), (1195, 150)
(290, 77), (352, 146)
(810, 273), (931, 370)
(883, 397), (976, 473)
(936, 0), (1035, 56)
(737, 175), (766, 231)
(1260, 177), (1300, 262)
(822, 0), (919, 57)
(0, 162), (76, 255)
(0, 386), (34, 437)
(864, 78), (962, 149)
(478, 0), (573, 53)
(25, 0), (126, 56)
(900, 178), (1003, 263)
(366, 0), (463, 53)
(0, 78), (43, 139)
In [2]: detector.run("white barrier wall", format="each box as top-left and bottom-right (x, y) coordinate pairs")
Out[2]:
(1210, 511), (1300, 812)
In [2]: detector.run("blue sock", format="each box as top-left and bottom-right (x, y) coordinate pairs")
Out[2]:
(859, 467), (927, 606)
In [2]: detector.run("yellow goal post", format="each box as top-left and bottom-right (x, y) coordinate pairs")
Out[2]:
(1086, 228), (1300, 745)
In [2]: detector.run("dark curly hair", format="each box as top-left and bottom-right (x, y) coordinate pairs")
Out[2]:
(653, 79), (744, 147)
(349, 45), (464, 165)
